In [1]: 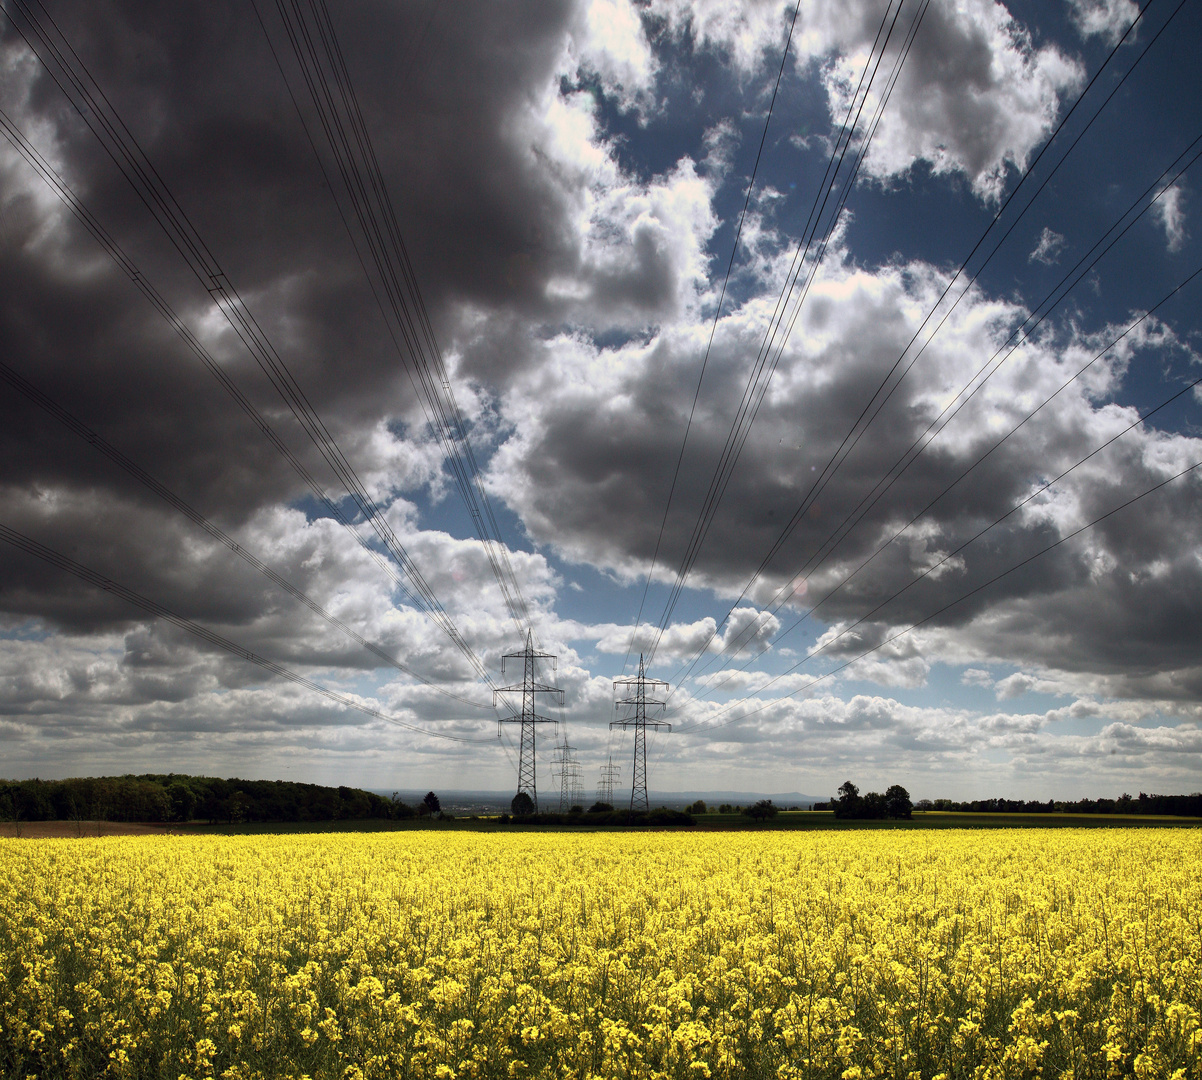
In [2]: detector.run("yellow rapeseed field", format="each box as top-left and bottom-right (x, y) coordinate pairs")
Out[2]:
(1, 829), (1199, 1080)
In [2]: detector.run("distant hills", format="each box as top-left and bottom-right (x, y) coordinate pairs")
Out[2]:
(656, 790), (828, 806)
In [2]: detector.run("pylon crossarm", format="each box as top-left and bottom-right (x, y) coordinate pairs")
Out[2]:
(495, 682), (563, 697)
(501, 650), (558, 664)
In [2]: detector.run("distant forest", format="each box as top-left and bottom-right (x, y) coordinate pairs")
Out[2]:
(0, 774), (413, 824)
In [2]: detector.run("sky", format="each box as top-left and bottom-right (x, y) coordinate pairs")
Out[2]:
(1, 0), (1201, 801)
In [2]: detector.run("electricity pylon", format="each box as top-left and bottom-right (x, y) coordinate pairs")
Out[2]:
(596, 755), (620, 805)
(551, 737), (582, 812)
(494, 631), (562, 811)
(611, 654), (669, 812)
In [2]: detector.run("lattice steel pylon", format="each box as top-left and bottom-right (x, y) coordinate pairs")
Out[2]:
(596, 755), (620, 805)
(611, 654), (670, 813)
(551, 737), (582, 812)
(494, 631), (562, 812)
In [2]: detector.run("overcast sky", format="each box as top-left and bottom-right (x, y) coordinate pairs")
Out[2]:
(1, 0), (1200, 800)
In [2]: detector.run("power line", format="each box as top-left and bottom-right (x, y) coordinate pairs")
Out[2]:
(643, 0), (931, 663)
(676, 125), (1202, 691)
(622, 0), (804, 673)
(0, 99), (496, 693)
(0, 522), (495, 745)
(673, 271), (1202, 728)
(4, 0), (495, 685)
(0, 101), (419, 608)
(627, 0), (912, 666)
(257, 0), (534, 638)
(742, 0), (1180, 580)
(675, 451), (1202, 736)
(0, 354), (493, 710)
(658, 0), (1164, 682)
(680, 260), (1202, 713)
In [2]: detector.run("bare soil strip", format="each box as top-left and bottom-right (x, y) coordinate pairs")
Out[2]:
(0, 821), (175, 839)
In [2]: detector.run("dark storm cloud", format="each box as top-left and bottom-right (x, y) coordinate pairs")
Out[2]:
(0, 0), (712, 655)
(0, 0), (601, 645)
(4, 0), (584, 316)
(1, 0), (590, 392)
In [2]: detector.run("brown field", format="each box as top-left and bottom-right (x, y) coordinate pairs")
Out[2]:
(0, 820), (176, 839)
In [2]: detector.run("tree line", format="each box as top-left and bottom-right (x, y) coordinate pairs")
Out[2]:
(0, 775), (418, 824)
(912, 792), (1202, 816)
(814, 785), (1202, 818)
(6, 775), (1197, 825)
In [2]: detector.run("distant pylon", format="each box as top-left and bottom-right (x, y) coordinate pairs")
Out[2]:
(611, 654), (669, 813)
(494, 631), (562, 811)
(596, 755), (620, 805)
(551, 737), (582, 812)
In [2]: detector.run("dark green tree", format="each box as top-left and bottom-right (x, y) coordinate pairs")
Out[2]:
(167, 781), (196, 823)
(223, 791), (250, 823)
(885, 784), (913, 819)
(862, 791), (887, 818)
(743, 799), (778, 822)
(422, 791), (441, 815)
(833, 781), (862, 819)
(510, 791), (535, 816)
(389, 792), (416, 819)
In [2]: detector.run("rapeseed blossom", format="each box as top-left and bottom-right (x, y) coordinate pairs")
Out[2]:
(1, 830), (1199, 1078)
